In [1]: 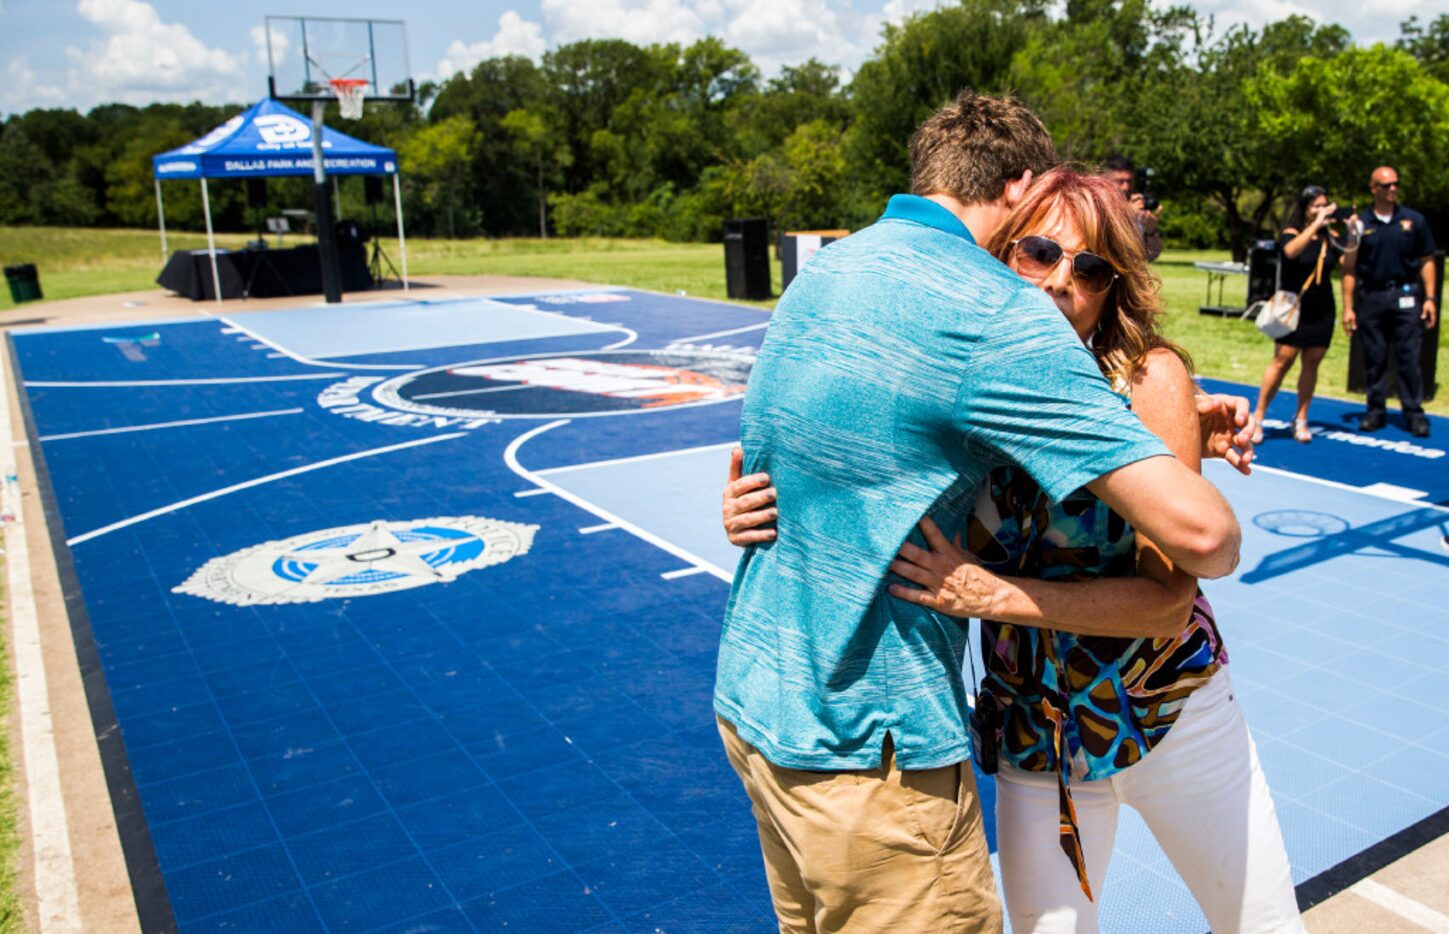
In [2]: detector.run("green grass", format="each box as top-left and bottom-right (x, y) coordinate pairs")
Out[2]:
(0, 578), (20, 934)
(1, 225), (1444, 414)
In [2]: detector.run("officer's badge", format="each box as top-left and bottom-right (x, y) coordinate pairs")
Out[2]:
(1401, 219), (1414, 232)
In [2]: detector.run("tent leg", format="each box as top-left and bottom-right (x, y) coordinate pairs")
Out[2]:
(155, 179), (168, 259)
(201, 178), (221, 301)
(393, 173), (409, 292)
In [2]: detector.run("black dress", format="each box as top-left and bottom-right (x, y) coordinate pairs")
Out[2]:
(1277, 231), (1340, 349)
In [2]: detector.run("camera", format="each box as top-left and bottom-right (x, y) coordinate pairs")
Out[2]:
(1141, 193), (1161, 212)
(1331, 206), (1355, 222)
(969, 689), (1001, 775)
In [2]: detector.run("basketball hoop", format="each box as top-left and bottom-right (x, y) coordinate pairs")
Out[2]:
(329, 78), (369, 120)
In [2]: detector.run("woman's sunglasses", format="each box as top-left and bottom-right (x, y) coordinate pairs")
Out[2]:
(1010, 236), (1119, 295)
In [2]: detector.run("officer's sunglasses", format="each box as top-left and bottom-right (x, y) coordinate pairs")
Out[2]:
(1010, 236), (1119, 295)
(1373, 180), (1400, 189)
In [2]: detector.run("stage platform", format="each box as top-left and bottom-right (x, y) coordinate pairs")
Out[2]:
(7, 289), (1447, 932)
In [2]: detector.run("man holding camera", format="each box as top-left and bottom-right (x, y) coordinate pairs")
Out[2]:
(1342, 165), (1438, 437)
(1104, 154), (1163, 261)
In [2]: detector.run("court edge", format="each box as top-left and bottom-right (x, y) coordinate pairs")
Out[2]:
(5, 334), (177, 933)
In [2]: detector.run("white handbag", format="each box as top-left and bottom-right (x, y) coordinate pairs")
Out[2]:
(1245, 240), (1325, 340)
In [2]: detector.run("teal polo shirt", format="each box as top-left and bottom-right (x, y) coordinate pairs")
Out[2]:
(715, 194), (1171, 770)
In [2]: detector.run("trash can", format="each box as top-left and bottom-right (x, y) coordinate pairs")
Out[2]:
(4, 263), (42, 304)
(1348, 250), (1442, 402)
(780, 229), (849, 291)
(723, 218), (771, 301)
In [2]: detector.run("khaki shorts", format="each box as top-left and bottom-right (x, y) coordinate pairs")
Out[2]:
(718, 717), (1003, 933)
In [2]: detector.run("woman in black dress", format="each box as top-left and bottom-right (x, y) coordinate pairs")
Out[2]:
(1253, 186), (1355, 442)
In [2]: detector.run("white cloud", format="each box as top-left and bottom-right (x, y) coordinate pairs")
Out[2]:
(3, 57), (67, 111)
(436, 10), (548, 80)
(66, 0), (241, 106)
(1158, 0), (1436, 47)
(250, 24), (290, 73)
(541, 0), (710, 47)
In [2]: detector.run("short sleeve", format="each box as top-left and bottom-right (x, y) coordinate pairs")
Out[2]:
(953, 285), (1171, 502)
(1414, 215), (1437, 259)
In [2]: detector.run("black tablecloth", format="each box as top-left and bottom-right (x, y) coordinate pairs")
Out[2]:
(157, 243), (371, 300)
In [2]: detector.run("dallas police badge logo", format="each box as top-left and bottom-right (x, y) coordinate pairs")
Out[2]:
(173, 516), (537, 606)
(371, 347), (753, 420)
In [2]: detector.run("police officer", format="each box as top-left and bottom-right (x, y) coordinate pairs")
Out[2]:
(1342, 165), (1438, 437)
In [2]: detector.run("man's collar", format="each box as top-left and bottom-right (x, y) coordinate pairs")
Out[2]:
(880, 194), (976, 244)
(1366, 204), (1400, 222)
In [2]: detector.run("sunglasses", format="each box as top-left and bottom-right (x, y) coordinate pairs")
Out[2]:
(1010, 235), (1119, 294)
(1373, 181), (1400, 189)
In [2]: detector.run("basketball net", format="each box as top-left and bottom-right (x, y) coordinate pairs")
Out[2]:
(330, 78), (368, 120)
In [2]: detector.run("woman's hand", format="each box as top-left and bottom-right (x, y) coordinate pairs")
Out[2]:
(1194, 391), (1257, 473)
(722, 447), (778, 546)
(887, 517), (1003, 619)
(1310, 202), (1337, 229)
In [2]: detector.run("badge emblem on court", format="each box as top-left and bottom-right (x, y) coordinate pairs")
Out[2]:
(173, 516), (537, 606)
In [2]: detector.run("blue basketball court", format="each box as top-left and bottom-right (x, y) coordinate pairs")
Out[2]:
(8, 289), (1448, 932)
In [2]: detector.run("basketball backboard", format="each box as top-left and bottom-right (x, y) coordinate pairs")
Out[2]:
(264, 16), (413, 102)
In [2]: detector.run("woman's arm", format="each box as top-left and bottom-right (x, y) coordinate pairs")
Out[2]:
(1282, 203), (1332, 259)
(722, 447), (777, 545)
(889, 350), (1206, 639)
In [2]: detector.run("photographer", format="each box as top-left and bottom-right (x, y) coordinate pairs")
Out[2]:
(1343, 166), (1438, 437)
(1104, 154), (1163, 261)
(1252, 186), (1355, 441)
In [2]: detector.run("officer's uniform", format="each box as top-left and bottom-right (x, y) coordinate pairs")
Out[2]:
(1354, 205), (1437, 415)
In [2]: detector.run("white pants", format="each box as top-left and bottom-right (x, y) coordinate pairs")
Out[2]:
(995, 668), (1304, 934)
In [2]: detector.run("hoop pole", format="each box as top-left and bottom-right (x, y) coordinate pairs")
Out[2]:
(200, 178), (221, 301)
(154, 178), (168, 259)
(311, 101), (343, 303)
(393, 172), (409, 292)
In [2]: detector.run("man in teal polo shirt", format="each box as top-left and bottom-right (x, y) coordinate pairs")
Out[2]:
(715, 93), (1244, 931)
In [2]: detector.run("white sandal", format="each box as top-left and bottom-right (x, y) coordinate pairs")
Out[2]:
(1293, 420), (1313, 443)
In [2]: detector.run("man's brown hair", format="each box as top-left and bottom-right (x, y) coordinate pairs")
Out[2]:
(909, 91), (1059, 204)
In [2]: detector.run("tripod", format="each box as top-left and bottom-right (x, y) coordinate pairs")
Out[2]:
(367, 200), (401, 288)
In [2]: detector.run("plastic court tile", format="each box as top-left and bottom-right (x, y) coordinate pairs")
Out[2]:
(8, 289), (1447, 932)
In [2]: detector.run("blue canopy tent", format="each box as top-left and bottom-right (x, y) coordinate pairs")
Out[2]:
(151, 98), (408, 298)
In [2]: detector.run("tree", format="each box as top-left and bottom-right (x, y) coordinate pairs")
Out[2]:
(501, 108), (572, 237)
(1247, 45), (1449, 211)
(399, 115), (480, 238)
(1125, 16), (1353, 258)
(1398, 14), (1449, 83)
(846, 0), (1051, 206)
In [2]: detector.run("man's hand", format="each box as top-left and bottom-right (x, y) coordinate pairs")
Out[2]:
(1195, 391), (1257, 474)
(1423, 298), (1438, 330)
(1343, 307), (1357, 336)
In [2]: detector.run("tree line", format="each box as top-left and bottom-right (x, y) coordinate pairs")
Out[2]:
(1, 1), (1446, 256)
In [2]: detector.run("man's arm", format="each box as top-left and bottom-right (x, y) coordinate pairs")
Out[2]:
(1086, 458), (1239, 578)
(1420, 252), (1438, 330)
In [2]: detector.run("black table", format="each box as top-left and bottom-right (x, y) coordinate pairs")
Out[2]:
(158, 243), (371, 301)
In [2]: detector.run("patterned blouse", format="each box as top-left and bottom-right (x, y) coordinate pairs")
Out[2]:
(966, 465), (1229, 898)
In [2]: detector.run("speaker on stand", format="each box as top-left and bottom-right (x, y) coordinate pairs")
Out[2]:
(363, 175), (400, 288)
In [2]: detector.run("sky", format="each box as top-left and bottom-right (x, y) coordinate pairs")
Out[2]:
(0, 0), (1440, 116)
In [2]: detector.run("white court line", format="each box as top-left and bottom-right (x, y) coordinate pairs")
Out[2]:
(38, 408), (303, 442)
(1350, 879), (1449, 932)
(534, 440), (738, 478)
(26, 374), (343, 387)
(661, 566), (708, 580)
(1246, 463), (1449, 515)
(513, 488), (550, 498)
(579, 523), (618, 534)
(669, 321), (770, 344)
(413, 384), (533, 401)
(217, 316), (422, 372)
(0, 352), (83, 930)
(503, 421), (732, 582)
(67, 433), (464, 547)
